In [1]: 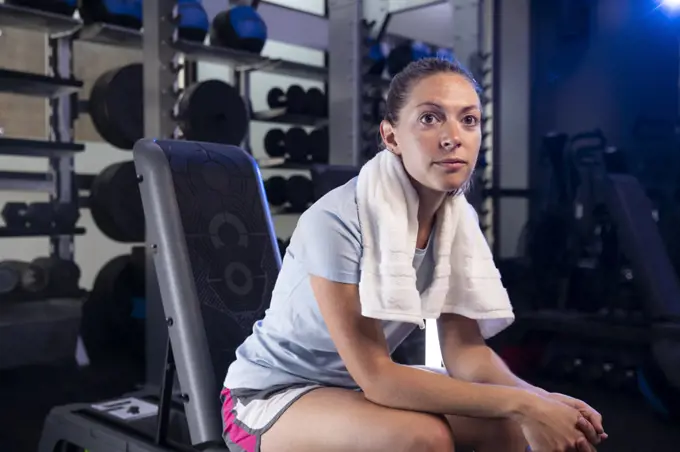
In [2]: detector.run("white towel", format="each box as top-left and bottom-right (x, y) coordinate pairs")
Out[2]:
(356, 150), (514, 339)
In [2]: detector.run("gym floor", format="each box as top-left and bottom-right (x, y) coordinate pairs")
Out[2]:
(1, 360), (678, 451)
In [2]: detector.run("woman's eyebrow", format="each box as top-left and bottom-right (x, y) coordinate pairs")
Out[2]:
(415, 102), (480, 113)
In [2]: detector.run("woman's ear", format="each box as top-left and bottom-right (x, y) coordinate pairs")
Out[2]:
(379, 120), (400, 155)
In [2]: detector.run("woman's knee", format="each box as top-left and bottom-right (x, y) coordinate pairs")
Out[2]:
(404, 415), (455, 452)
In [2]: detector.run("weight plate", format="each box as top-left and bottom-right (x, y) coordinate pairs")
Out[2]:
(178, 79), (249, 146)
(81, 254), (145, 376)
(90, 161), (144, 243)
(90, 68), (130, 150)
(106, 64), (144, 149)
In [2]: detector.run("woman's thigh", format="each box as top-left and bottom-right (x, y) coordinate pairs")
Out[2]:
(261, 387), (455, 452)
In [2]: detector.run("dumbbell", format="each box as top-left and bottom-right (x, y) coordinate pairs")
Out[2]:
(6, 0), (77, 15)
(264, 176), (287, 207)
(176, 0), (210, 43)
(2, 202), (28, 229)
(306, 88), (327, 118)
(32, 256), (81, 297)
(308, 127), (329, 164)
(267, 86), (307, 114)
(0, 260), (48, 296)
(263, 127), (310, 163)
(286, 175), (314, 212)
(79, 0), (143, 29)
(210, 5), (268, 54)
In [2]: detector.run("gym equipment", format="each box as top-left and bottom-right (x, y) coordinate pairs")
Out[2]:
(40, 139), (280, 451)
(387, 41), (431, 76)
(6, 0), (77, 15)
(89, 161), (144, 243)
(264, 176), (287, 207)
(2, 202), (28, 229)
(308, 126), (329, 164)
(0, 261), (21, 295)
(285, 127), (310, 163)
(32, 257), (81, 297)
(0, 257), (81, 300)
(286, 175), (314, 212)
(210, 5), (268, 54)
(263, 128), (286, 158)
(177, 79), (249, 146)
(267, 85), (307, 114)
(1, 201), (79, 231)
(306, 87), (327, 117)
(177, 0), (210, 43)
(80, 253), (145, 377)
(310, 164), (359, 201)
(89, 64), (144, 150)
(263, 127), (310, 163)
(79, 0), (143, 29)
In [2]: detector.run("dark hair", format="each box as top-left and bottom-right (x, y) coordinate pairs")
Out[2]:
(384, 57), (480, 125)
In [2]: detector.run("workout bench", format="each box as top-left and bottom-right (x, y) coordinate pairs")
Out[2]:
(38, 140), (281, 451)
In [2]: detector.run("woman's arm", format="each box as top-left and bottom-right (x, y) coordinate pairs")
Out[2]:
(309, 275), (538, 419)
(437, 313), (545, 393)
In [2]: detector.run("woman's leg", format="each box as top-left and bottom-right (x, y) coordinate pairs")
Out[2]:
(445, 414), (528, 452)
(261, 387), (455, 452)
(412, 366), (529, 451)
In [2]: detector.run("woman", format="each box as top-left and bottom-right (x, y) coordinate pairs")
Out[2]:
(222, 58), (607, 452)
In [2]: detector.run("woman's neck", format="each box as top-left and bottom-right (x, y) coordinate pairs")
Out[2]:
(412, 179), (447, 248)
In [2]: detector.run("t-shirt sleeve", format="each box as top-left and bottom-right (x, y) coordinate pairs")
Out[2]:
(290, 207), (362, 285)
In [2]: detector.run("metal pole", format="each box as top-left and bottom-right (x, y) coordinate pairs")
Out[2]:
(48, 36), (75, 260)
(328, 0), (362, 166)
(143, 0), (177, 390)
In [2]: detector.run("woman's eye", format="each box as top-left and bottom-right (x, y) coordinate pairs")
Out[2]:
(463, 115), (480, 126)
(420, 113), (438, 124)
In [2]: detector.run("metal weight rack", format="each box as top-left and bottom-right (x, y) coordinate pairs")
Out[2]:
(0, 0), (493, 382)
(0, 5), (85, 371)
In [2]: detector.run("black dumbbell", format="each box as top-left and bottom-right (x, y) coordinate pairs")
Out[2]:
(0, 261), (22, 296)
(264, 176), (288, 207)
(267, 85), (307, 114)
(2, 202), (28, 229)
(0, 260), (49, 296)
(286, 175), (314, 212)
(286, 127), (310, 163)
(306, 87), (327, 118)
(32, 257), (81, 297)
(308, 127), (329, 164)
(53, 203), (80, 229)
(264, 129), (287, 158)
(25, 203), (55, 229)
(264, 128), (310, 163)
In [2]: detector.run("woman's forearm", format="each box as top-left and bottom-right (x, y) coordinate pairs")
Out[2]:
(364, 361), (537, 420)
(446, 345), (550, 396)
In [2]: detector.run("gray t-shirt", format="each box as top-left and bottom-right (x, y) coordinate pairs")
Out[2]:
(223, 178), (436, 390)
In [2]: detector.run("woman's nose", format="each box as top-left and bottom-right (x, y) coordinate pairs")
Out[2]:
(441, 135), (460, 151)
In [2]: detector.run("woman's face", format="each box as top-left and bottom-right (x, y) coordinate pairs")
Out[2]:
(380, 72), (482, 193)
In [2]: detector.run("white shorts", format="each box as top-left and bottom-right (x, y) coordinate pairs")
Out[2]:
(220, 366), (446, 452)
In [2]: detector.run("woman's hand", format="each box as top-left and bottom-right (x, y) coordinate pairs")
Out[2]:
(548, 393), (607, 442)
(516, 394), (599, 452)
